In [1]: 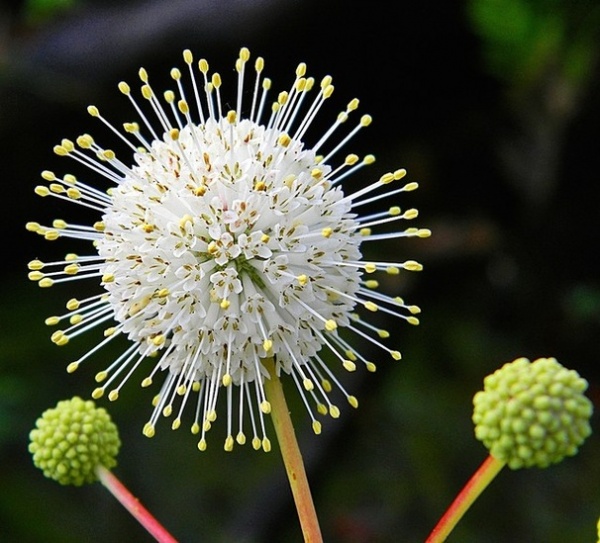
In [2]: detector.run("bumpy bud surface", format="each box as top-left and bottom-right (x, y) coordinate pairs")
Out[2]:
(473, 357), (593, 469)
(29, 396), (120, 485)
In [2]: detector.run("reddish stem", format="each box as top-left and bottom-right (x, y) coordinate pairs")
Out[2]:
(96, 465), (178, 543)
(426, 454), (505, 543)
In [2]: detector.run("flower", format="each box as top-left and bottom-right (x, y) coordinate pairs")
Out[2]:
(27, 47), (429, 451)
(29, 396), (120, 486)
(473, 357), (593, 469)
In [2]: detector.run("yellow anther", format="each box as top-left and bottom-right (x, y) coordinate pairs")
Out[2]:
(49, 184), (65, 194)
(53, 145), (68, 156)
(321, 379), (332, 393)
(317, 403), (328, 416)
(226, 110), (237, 124)
(386, 266), (400, 275)
(142, 423), (155, 438)
(172, 418), (181, 430)
(183, 49), (193, 64)
(141, 85), (152, 100)
(34, 186), (50, 197)
(170, 68), (182, 82)
(391, 350), (402, 361)
(403, 208), (419, 220)
(101, 149), (116, 161)
(157, 288), (170, 298)
(418, 228), (432, 238)
(25, 222), (41, 232)
(220, 299), (230, 310)
(45, 316), (60, 326)
(28, 259), (44, 271)
(236, 432), (246, 445)
(297, 274), (308, 286)
(39, 278), (54, 288)
(52, 219), (67, 229)
(407, 316), (420, 326)
(199, 58), (209, 73)
(178, 99), (189, 115)
(261, 233), (270, 243)
(303, 378), (314, 391)
(277, 133), (291, 147)
(360, 114), (372, 127)
(66, 298), (80, 310)
(321, 227), (333, 238)
(255, 56), (264, 72)
(366, 361), (377, 372)
(337, 111), (349, 123)
(211, 73), (221, 88)
(224, 436), (234, 452)
(92, 387), (105, 400)
(377, 329), (390, 339)
(66, 187), (82, 199)
(364, 301), (378, 312)
(403, 260), (423, 271)
(323, 84), (334, 99)
(389, 206), (401, 216)
(87, 105), (99, 117)
(330, 406), (341, 419)
(162, 405), (172, 417)
(311, 168), (323, 179)
(343, 360), (356, 372)
(95, 370), (108, 383)
(345, 350), (357, 362)
(250, 436), (260, 450)
(404, 181), (419, 191)
(222, 374), (232, 387)
(325, 319), (337, 331)
(123, 122), (138, 132)
(108, 390), (119, 402)
(380, 172), (395, 184)
(312, 421), (322, 435)
(61, 139), (75, 152)
(359, 228), (372, 237)
(364, 263), (377, 273)
(347, 98), (359, 111)
(262, 77), (272, 90)
(176, 385), (187, 396)
(76, 134), (94, 149)
(263, 339), (273, 352)
(141, 377), (153, 388)
(102, 273), (115, 283)
(348, 396), (359, 408)
(364, 280), (378, 289)
(191, 422), (200, 435)
(152, 334), (165, 346)
(197, 439), (207, 452)
(169, 128), (180, 141)
(66, 362), (79, 373)
(239, 46), (250, 62)
(260, 400), (271, 414)
(104, 327), (117, 337)
(28, 271), (44, 281)
(394, 168), (407, 180)
(320, 75), (332, 88)
(408, 305), (421, 314)
(64, 263), (80, 275)
(41, 170), (55, 181)
(69, 314), (83, 325)
(193, 185), (206, 196)
(345, 154), (359, 165)
(44, 230), (59, 241)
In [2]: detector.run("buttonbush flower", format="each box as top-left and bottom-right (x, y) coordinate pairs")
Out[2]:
(29, 396), (120, 486)
(27, 47), (429, 451)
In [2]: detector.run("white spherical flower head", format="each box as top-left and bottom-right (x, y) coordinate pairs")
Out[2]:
(28, 48), (430, 451)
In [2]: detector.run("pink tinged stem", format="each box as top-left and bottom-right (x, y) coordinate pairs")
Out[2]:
(425, 454), (506, 543)
(95, 464), (179, 543)
(263, 358), (323, 543)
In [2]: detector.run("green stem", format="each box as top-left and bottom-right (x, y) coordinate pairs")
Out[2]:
(263, 358), (323, 543)
(425, 454), (506, 543)
(96, 465), (178, 543)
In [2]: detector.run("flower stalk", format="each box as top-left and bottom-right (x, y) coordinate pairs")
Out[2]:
(426, 454), (505, 543)
(96, 465), (178, 543)
(263, 357), (323, 543)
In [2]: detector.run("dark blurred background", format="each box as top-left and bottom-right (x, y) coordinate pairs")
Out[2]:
(1, 0), (600, 541)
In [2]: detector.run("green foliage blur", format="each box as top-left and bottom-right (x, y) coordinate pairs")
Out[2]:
(1, 0), (599, 541)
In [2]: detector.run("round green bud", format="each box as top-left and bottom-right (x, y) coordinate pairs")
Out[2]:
(473, 357), (593, 469)
(29, 396), (121, 486)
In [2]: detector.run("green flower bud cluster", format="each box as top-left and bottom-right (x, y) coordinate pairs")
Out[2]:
(29, 396), (121, 486)
(473, 357), (593, 469)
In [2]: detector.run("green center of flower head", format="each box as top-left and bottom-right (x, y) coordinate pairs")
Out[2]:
(27, 47), (430, 452)
(473, 357), (593, 469)
(29, 397), (120, 486)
